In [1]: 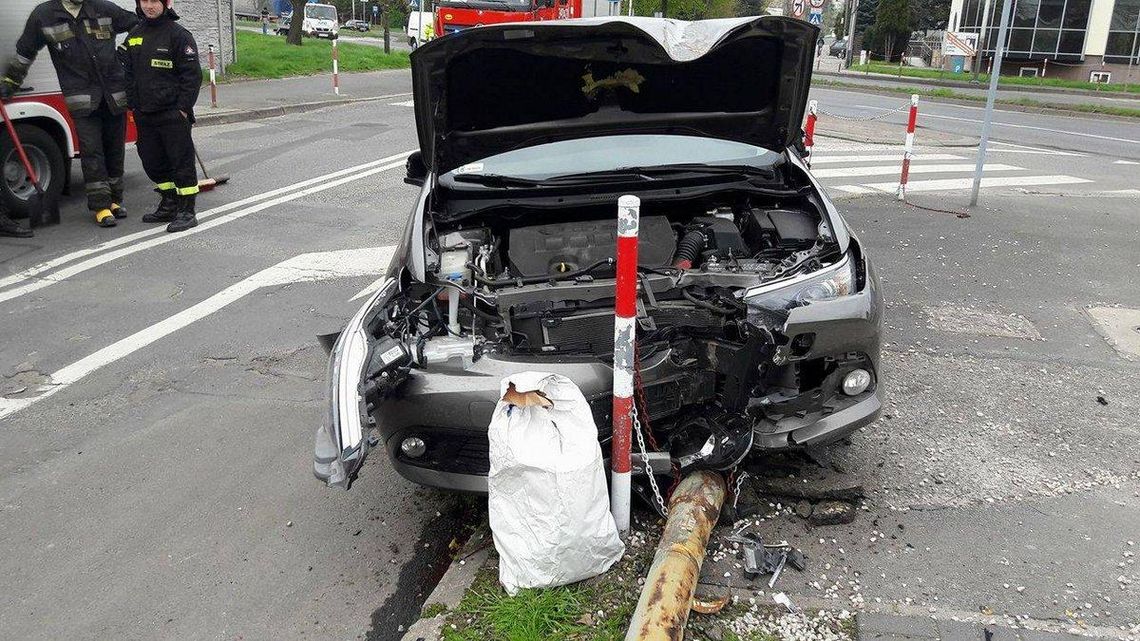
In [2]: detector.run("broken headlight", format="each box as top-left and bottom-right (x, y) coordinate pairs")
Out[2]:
(317, 279), (396, 488)
(741, 254), (855, 312)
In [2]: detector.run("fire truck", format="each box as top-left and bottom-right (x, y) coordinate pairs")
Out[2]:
(0, 0), (138, 219)
(432, 0), (587, 42)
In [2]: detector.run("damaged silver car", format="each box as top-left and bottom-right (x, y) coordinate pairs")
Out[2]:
(314, 15), (883, 492)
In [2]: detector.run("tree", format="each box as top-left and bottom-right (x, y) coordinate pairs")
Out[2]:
(871, 0), (910, 60)
(832, 5), (847, 39)
(287, 0), (306, 45)
(910, 0), (950, 31)
(623, 0), (733, 18)
(735, 0), (769, 16)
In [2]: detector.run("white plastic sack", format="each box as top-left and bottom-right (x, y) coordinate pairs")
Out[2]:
(487, 372), (625, 595)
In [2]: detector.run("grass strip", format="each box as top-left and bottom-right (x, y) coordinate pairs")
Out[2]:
(225, 31), (409, 80)
(848, 62), (1140, 94)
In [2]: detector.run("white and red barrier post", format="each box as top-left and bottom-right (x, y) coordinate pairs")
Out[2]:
(332, 38), (340, 96)
(611, 194), (639, 538)
(896, 94), (919, 200)
(804, 99), (818, 167)
(207, 44), (217, 108)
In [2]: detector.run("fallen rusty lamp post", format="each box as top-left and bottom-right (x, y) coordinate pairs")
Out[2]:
(625, 470), (726, 641)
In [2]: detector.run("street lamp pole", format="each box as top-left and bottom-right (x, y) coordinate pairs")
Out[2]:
(969, 0), (1013, 207)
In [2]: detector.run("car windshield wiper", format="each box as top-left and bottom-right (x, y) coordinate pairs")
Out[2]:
(546, 164), (774, 183)
(450, 173), (543, 188)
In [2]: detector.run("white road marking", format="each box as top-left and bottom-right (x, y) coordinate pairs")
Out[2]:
(849, 104), (1140, 146)
(809, 153), (964, 164)
(988, 141), (1085, 156)
(811, 163), (1021, 178)
(1114, 159), (1139, 165)
(0, 155), (411, 305)
(832, 174), (1091, 194)
(350, 276), (390, 301)
(0, 246), (395, 421)
(389, 100), (416, 107)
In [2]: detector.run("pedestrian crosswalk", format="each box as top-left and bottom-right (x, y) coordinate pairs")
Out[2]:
(808, 140), (1093, 197)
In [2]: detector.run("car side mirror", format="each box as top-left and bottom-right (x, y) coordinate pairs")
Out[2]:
(405, 151), (427, 187)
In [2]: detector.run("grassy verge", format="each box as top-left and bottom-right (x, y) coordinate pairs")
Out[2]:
(440, 528), (656, 641)
(226, 30), (409, 80)
(848, 62), (1140, 94)
(815, 78), (1140, 118)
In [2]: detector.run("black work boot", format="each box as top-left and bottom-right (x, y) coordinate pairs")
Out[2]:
(111, 203), (128, 219)
(0, 212), (33, 238)
(166, 194), (198, 233)
(142, 192), (178, 223)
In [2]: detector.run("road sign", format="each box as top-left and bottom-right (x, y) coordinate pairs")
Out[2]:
(792, 0), (805, 17)
(943, 31), (978, 57)
(809, 0), (825, 8)
(808, 10), (823, 24)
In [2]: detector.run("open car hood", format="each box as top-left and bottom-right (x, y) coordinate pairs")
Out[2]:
(410, 16), (819, 176)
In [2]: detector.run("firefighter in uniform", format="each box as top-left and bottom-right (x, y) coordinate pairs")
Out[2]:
(119, 0), (200, 232)
(1, 0), (137, 228)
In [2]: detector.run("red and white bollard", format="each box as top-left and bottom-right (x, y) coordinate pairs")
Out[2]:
(610, 194), (639, 538)
(896, 94), (919, 201)
(332, 38), (340, 96)
(803, 99), (818, 167)
(207, 44), (217, 108)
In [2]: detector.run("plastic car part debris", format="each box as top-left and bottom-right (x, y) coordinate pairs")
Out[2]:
(786, 548), (807, 572)
(773, 592), (800, 614)
(767, 549), (787, 588)
(690, 594), (731, 615)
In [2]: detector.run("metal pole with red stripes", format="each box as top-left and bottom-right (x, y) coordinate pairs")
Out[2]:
(803, 99), (818, 168)
(896, 94), (919, 200)
(610, 194), (639, 537)
(332, 38), (341, 96)
(208, 44), (218, 108)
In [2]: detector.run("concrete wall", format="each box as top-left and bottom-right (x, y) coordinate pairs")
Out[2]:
(177, 0), (238, 71)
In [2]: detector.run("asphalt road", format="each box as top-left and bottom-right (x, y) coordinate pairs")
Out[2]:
(1, 80), (1138, 639)
(0, 100), (454, 641)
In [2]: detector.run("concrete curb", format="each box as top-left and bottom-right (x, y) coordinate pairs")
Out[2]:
(399, 527), (492, 641)
(194, 91), (412, 127)
(814, 69), (1140, 101)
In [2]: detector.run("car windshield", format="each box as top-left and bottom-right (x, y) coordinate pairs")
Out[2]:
(306, 5), (337, 20)
(443, 135), (782, 182)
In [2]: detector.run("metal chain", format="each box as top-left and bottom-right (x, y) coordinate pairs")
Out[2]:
(731, 469), (749, 511)
(631, 402), (668, 517)
(817, 101), (911, 122)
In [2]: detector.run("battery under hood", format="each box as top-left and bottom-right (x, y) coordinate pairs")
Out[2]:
(410, 16), (819, 176)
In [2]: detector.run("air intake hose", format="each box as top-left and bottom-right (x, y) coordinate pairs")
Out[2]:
(673, 229), (705, 270)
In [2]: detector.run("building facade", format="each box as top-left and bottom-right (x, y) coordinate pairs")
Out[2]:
(948, 0), (1140, 81)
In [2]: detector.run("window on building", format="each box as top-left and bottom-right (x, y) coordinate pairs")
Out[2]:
(960, 0), (1091, 61)
(1105, 0), (1140, 63)
(1089, 70), (1112, 82)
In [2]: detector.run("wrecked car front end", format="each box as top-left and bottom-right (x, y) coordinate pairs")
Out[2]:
(314, 15), (883, 492)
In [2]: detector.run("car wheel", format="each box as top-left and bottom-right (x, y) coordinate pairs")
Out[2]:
(0, 124), (66, 220)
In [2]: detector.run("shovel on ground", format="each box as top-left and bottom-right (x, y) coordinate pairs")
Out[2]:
(0, 98), (59, 227)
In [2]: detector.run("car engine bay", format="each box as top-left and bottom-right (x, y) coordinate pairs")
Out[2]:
(358, 191), (875, 474)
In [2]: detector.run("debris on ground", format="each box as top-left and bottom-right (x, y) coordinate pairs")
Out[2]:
(808, 500), (857, 526)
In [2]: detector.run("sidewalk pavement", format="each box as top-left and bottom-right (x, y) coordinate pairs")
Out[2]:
(193, 68), (413, 126)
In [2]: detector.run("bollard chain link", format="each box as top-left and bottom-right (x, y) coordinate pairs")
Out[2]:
(631, 403), (668, 517)
(817, 101), (911, 122)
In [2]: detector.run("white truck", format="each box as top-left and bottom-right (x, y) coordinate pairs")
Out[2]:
(406, 9), (433, 49)
(0, 0), (136, 218)
(299, 3), (340, 39)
